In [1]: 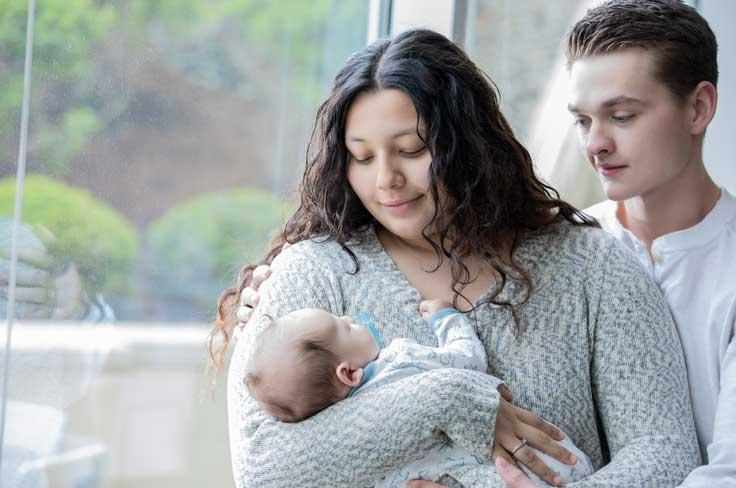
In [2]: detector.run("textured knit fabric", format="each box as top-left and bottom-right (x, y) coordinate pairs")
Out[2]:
(227, 222), (700, 487)
(354, 309), (493, 397)
(586, 189), (736, 487)
(361, 310), (593, 487)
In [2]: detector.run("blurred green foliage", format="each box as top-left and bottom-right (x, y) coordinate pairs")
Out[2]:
(1, 0), (367, 175)
(0, 0), (116, 171)
(0, 174), (138, 295)
(0, 0), (116, 76)
(220, 0), (369, 103)
(146, 188), (289, 314)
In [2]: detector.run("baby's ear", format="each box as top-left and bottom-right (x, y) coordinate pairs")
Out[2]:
(336, 362), (363, 387)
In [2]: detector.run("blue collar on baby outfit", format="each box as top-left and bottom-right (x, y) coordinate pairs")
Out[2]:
(353, 311), (382, 348)
(346, 361), (376, 397)
(346, 312), (382, 398)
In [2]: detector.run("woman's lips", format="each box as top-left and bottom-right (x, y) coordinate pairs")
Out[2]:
(381, 195), (423, 215)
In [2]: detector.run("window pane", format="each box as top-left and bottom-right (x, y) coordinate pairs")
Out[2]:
(467, 0), (604, 207)
(0, 0), (368, 486)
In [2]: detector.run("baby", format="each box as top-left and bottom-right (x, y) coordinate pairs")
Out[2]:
(245, 300), (594, 487)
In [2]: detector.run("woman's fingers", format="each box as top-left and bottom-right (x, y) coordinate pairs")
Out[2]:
(493, 399), (560, 486)
(491, 444), (520, 469)
(236, 265), (270, 328)
(519, 420), (576, 466)
(0, 285), (51, 304)
(251, 265), (272, 290)
(515, 407), (565, 441)
(406, 481), (447, 488)
(510, 441), (561, 487)
(497, 384), (513, 402)
(0, 262), (50, 287)
(514, 407), (575, 465)
(495, 457), (539, 488)
(240, 286), (260, 308)
(236, 304), (252, 323)
(514, 404), (576, 467)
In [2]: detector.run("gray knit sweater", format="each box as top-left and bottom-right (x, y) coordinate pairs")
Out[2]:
(227, 223), (700, 487)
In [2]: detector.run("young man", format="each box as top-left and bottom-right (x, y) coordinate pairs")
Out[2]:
(497, 1), (735, 487)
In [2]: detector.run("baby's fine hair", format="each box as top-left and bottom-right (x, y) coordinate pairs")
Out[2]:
(245, 315), (345, 422)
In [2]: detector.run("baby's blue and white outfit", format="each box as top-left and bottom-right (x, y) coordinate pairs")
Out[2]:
(350, 309), (595, 488)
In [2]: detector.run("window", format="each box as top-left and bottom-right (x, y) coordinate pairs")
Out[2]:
(1, 1), (368, 486)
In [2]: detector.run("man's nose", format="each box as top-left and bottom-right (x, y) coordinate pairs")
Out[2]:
(586, 121), (615, 158)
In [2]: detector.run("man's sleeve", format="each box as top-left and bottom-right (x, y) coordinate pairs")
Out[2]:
(677, 327), (736, 487)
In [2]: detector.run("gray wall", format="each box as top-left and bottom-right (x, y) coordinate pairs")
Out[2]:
(701, 0), (736, 194)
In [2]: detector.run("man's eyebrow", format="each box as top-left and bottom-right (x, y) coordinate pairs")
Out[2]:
(603, 96), (645, 107)
(568, 96), (645, 113)
(347, 128), (418, 142)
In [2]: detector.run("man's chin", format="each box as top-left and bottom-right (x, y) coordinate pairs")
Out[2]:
(601, 180), (637, 202)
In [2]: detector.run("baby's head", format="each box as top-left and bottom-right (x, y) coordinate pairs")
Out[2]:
(245, 308), (380, 422)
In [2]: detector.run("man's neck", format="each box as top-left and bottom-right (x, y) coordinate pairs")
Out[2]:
(617, 164), (720, 250)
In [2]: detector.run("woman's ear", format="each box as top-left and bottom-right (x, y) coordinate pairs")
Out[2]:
(335, 362), (363, 387)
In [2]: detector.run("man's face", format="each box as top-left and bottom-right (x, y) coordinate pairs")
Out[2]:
(568, 49), (695, 201)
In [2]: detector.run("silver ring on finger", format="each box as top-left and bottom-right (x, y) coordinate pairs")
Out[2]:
(511, 437), (528, 456)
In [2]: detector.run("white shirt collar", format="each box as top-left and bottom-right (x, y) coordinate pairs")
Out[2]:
(585, 188), (736, 253)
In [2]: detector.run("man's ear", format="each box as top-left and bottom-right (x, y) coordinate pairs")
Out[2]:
(335, 362), (363, 387)
(689, 80), (718, 136)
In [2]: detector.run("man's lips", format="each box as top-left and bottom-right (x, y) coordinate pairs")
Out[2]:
(597, 164), (627, 177)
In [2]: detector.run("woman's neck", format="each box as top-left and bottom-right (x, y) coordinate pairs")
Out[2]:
(376, 226), (496, 310)
(376, 227), (443, 258)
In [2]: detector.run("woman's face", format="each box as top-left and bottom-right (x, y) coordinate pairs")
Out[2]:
(345, 89), (436, 243)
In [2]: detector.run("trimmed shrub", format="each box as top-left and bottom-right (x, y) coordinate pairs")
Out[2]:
(0, 174), (138, 295)
(146, 188), (290, 316)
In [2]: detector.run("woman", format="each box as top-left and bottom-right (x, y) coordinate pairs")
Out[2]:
(212, 29), (698, 487)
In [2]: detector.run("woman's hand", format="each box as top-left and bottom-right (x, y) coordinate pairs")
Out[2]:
(492, 398), (575, 487)
(0, 220), (85, 319)
(495, 457), (540, 488)
(407, 457), (544, 488)
(236, 264), (271, 326)
(235, 239), (292, 328)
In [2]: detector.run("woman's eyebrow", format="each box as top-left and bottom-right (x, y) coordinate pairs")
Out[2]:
(346, 128), (418, 142)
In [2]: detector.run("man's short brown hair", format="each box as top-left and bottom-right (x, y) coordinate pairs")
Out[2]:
(566, 0), (718, 101)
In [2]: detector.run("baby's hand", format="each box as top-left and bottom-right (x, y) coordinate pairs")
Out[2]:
(419, 299), (454, 322)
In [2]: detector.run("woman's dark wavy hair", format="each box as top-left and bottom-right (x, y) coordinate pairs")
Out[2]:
(209, 29), (597, 371)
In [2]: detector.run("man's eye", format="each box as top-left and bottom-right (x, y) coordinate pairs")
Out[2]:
(612, 114), (635, 123)
(573, 118), (590, 128)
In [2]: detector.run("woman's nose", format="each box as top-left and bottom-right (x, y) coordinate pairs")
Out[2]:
(376, 156), (404, 190)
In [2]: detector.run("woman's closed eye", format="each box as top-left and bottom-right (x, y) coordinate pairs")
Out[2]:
(399, 146), (427, 158)
(350, 153), (373, 164)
